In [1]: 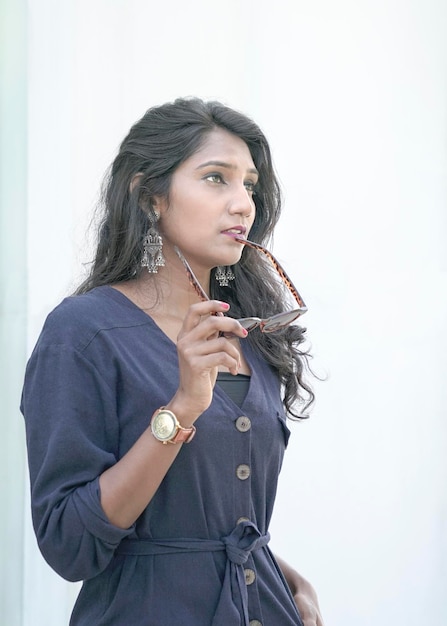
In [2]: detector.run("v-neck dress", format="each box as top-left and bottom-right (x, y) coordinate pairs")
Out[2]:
(21, 286), (304, 626)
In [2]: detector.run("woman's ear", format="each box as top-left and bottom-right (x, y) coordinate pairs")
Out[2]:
(130, 173), (166, 218)
(151, 195), (167, 218)
(129, 173), (143, 194)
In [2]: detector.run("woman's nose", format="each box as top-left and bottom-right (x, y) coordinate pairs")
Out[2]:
(228, 183), (254, 217)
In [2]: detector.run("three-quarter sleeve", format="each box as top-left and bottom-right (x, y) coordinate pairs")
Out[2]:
(22, 341), (135, 582)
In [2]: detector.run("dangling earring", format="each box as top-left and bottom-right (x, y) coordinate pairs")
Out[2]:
(215, 266), (235, 287)
(141, 212), (165, 273)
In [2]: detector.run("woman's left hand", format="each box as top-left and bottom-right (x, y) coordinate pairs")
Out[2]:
(274, 554), (325, 626)
(293, 579), (325, 626)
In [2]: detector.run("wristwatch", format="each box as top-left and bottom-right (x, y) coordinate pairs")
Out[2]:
(150, 407), (196, 445)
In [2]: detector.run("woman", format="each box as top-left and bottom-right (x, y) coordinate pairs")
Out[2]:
(21, 97), (324, 625)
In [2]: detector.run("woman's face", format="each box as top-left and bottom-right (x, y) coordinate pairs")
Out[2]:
(156, 128), (258, 272)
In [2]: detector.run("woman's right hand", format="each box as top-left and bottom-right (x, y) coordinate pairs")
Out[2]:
(167, 300), (248, 423)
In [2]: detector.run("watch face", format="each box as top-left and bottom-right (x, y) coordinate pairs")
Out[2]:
(152, 411), (176, 441)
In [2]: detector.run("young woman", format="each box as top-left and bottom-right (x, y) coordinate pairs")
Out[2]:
(21, 97), (324, 625)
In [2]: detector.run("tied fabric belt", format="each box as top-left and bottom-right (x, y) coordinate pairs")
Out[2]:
(117, 520), (270, 626)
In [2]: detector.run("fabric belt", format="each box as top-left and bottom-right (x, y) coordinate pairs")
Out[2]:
(116, 520), (270, 626)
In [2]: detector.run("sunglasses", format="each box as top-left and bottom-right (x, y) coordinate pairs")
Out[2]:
(174, 237), (307, 333)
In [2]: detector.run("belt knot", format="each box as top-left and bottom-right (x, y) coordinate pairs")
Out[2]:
(222, 520), (270, 565)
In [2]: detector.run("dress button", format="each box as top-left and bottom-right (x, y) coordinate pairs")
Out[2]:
(235, 415), (251, 432)
(244, 568), (256, 585)
(249, 621), (262, 626)
(236, 464), (251, 480)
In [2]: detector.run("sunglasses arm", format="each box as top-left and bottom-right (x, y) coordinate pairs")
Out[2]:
(234, 237), (307, 310)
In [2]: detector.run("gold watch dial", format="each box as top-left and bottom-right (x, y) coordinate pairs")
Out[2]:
(152, 411), (177, 441)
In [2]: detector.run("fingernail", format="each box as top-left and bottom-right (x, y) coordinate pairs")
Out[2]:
(219, 302), (230, 310)
(242, 328), (248, 336)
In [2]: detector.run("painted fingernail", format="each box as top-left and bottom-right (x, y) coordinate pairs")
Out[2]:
(219, 302), (230, 310)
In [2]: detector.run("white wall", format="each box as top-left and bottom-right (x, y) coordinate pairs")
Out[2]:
(18, 1), (447, 624)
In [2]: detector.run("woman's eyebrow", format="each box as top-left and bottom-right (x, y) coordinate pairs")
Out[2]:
(195, 160), (259, 176)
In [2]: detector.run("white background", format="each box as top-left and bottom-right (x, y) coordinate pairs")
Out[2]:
(4, 0), (447, 624)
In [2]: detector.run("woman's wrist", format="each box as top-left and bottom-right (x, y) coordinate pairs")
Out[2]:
(163, 394), (202, 428)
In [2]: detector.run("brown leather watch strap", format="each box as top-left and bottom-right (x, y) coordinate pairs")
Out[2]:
(169, 423), (196, 444)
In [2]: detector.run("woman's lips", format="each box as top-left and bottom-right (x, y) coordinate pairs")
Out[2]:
(221, 227), (247, 239)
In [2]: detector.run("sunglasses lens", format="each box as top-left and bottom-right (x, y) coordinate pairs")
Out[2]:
(262, 310), (303, 333)
(237, 308), (307, 334)
(238, 317), (262, 332)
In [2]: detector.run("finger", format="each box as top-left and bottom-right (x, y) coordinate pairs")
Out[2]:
(182, 349), (242, 376)
(179, 337), (242, 375)
(316, 611), (325, 626)
(181, 300), (230, 333)
(198, 337), (243, 373)
(204, 316), (248, 341)
(180, 309), (248, 342)
(294, 594), (318, 626)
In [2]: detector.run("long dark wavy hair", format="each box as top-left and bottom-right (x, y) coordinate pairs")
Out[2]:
(76, 97), (314, 418)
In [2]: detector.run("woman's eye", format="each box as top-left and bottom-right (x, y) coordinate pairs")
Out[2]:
(205, 173), (224, 184)
(244, 181), (257, 195)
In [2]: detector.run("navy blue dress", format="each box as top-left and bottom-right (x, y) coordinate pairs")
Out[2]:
(21, 286), (304, 626)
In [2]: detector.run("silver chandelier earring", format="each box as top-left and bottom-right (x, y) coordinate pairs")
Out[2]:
(141, 212), (166, 274)
(215, 266), (235, 287)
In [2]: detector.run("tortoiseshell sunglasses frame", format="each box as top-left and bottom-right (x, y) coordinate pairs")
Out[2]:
(174, 238), (307, 333)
